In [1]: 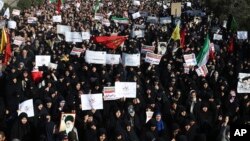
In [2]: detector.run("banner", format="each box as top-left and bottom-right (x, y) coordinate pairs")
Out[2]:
(59, 113), (76, 132)
(70, 47), (84, 56)
(122, 53), (140, 66)
(18, 99), (34, 117)
(196, 65), (208, 77)
(35, 55), (51, 67)
(237, 31), (248, 40)
(183, 53), (197, 66)
(213, 34), (223, 40)
(171, 2), (182, 17)
(57, 25), (71, 35)
(112, 17), (129, 24)
(81, 94), (103, 110)
(140, 11), (148, 17)
(106, 54), (121, 65)
(145, 52), (162, 65)
(132, 12), (141, 19)
(12, 9), (21, 16)
(103, 87), (122, 101)
(157, 42), (167, 55)
(82, 32), (91, 40)
(237, 73), (250, 93)
(141, 45), (155, 54)
(53, 15), (62, 23)
(7, 21), (16, 29)
(160, 17), (172, 24)
(27, 17), (38, 24)
(85, 50), (106, 64)
(115, 82), (137, 98)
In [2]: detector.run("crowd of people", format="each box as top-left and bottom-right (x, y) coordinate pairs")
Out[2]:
(0, 0), (249, 141)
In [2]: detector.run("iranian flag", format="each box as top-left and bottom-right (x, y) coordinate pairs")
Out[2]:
(196, 35), (210, 67)
(111, 17), (129, 24)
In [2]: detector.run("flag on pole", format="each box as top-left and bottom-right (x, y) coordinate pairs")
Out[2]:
(230, 17), (238, 33)
(196, 35), (210, 67)
(3, 8), (10, 19)
(57, 0), (62, 14)
(94, 36), (127, 49)
(3, 33), (11, 65)
(180, 27), (186, 48)
(228, 36), (234, 53)
(171, 22), (180, 41)
(0, 27), (7, 53)
(94, 0), (100, 13)
(111, 17), (129, 24)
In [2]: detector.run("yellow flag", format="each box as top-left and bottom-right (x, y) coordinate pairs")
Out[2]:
(0, 27), (7, 53)
(171, 23), (180, 41)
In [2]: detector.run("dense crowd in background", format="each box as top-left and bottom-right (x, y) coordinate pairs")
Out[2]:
(0, 0), (249, 141)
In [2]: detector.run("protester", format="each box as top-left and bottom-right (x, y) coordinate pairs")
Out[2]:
(0, 0), (249, 141)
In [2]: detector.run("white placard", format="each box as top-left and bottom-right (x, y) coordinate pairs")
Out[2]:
(53, 15), (62, 23)
(183, 53), (197, 66)
(65, 32), (82, 42)
(133, 0), (140, 6)
(102, 18), (111, 26)
(237, 31), (248, 40)
(27, 17), (38, 24)
(94, 13), (103, 21)
(82, 32), (91, 40)
(237, 73), (250, 93)
(115, 82), (136, 98)
(48, 63), (58, 70)
(146, 111), (154, 123)
(132, 12), (141, 19)
(133, 24), (146, 30)
(186, 2), (192, 7)
(81, 94), (103, 110)
(183, 63), (190, 74)
(35, 55), (51, 67)
(122, 53), (140, 67)
(147, 16), (159, 23)
(70, 47), (84, 56)
(160, 17), (171, 24)
(196, 65), (208, 77)
(0, 20), (5, 28)
(18, 99), (34, 117)
(213, 34), (223, 40)
(7, 21), (16, 29)
(13, 36), (25, 46)
(72, 32), (82, 42)
(85, 50), (107, 64)
(12, 9), (20, 16)
(57, 25), (71, 35)
(145, 52), (162, 65)
(103, 87), (122, 101)
(106, 54), (121, 65)
(132, 30), (145, 38)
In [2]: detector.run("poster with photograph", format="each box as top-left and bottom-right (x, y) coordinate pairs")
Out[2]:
(59, 113), (76, 133)
(157, 42), (167, 55)
(237, 73), (250, 93)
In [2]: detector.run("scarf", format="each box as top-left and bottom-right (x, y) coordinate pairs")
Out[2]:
(156, 120), (164, 132)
